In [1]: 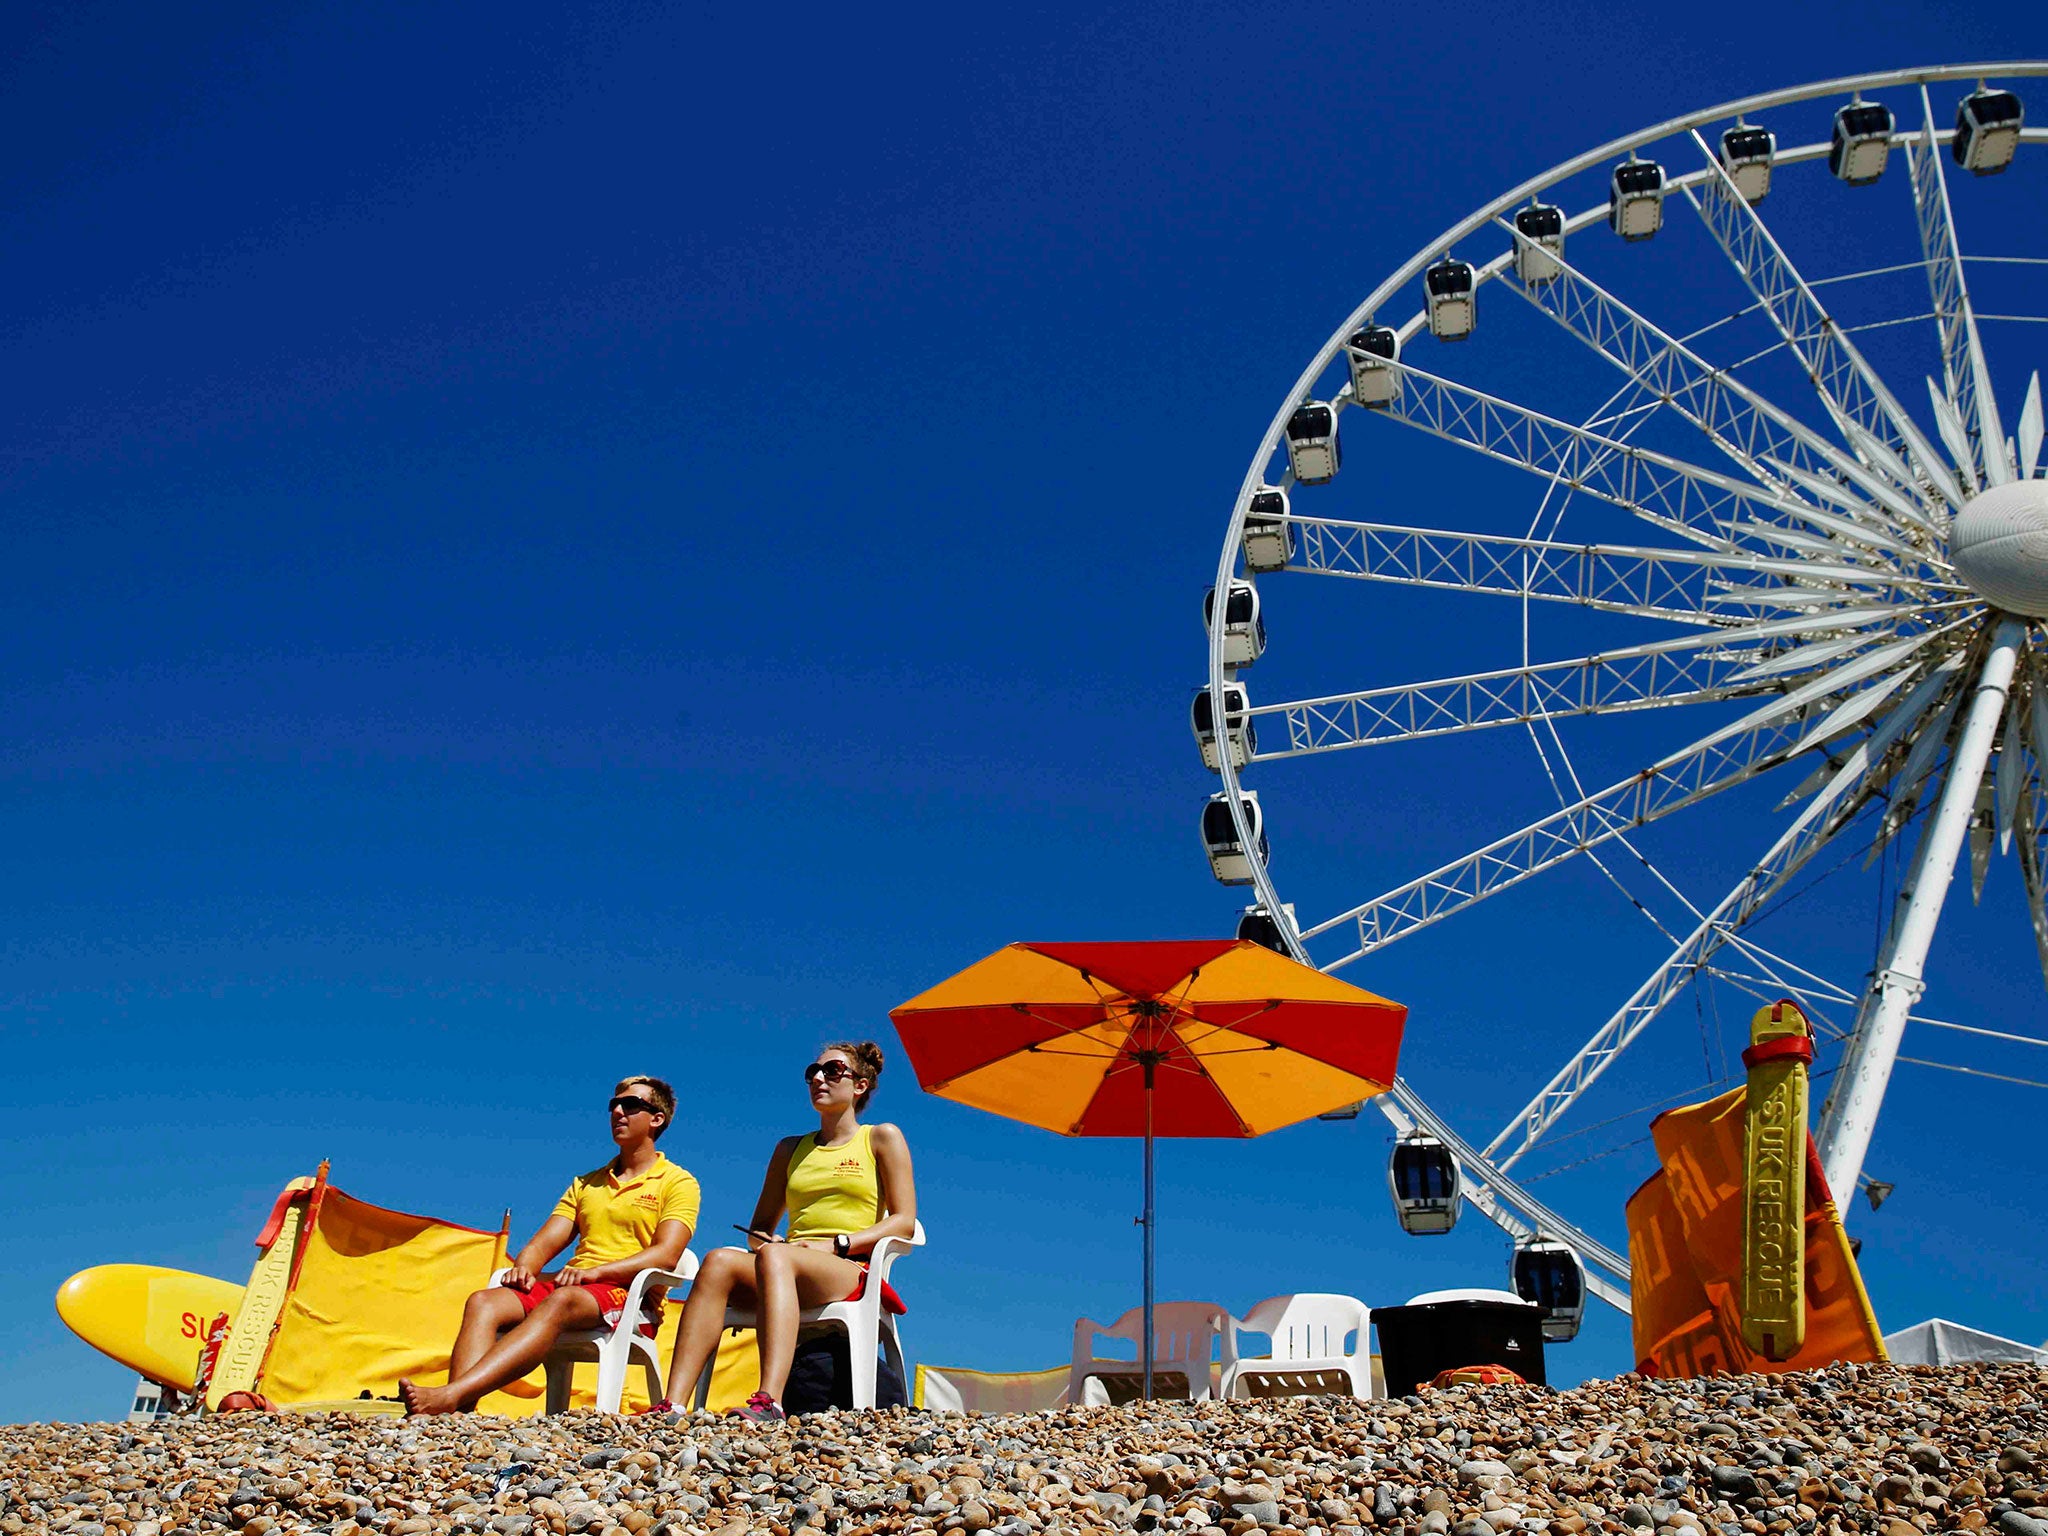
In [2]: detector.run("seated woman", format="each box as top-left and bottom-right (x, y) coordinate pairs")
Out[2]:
(656, 1040), (916, 1422)
(399, 1074), (698, 1414)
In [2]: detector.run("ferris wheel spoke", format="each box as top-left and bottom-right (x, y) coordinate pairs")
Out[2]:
(1908, 85), (2011, 489)
(1683, 130), (1967, 514)
(1252, 613), (1933, 760)
(1484, 684), (1924, 1169)
(1256, 651), (1778, 759)
(1370, 360), (1922, 565)
(1285, 514), (1932, 625)
(1493, 226), (1948, 551)
(1302, 634), (1944, 967)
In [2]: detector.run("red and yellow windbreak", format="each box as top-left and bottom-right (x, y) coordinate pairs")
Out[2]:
(1626, 1087), (1885, 1378)
(890, 939), (1406, 1138)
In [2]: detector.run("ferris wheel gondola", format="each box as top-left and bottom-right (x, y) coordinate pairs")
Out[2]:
(1202, 791), (1267, 885)
(1954, 85), (2023, 174)
(1830, 97), (1896, 184)
(1191, 681), (1254, 772)
(1345, 326), (1402, 408)
(1511, 1240), (1586, 1342)
(1284, 401), (1341, 484)
(1425, 258), (1476, 340)
(1241, 488), (1293, 573)
(1607, 157), (1666, 240)
(1388, 1132), (1463, 1235)
(1718, 122), (1777, 203)
(1511, 203), (1565, 285)
(1236, 902), (1297, 954)
(1203, 580), (1265, 668)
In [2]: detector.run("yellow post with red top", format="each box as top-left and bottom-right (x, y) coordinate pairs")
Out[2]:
(1740, 999), (1813, 1360)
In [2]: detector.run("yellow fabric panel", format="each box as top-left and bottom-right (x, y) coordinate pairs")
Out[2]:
(1626, 1088), (1884, 1377)
(786, 1126), (883, 1243)
(914, 1362), (1069, 1412)
(549, 1154), (702, 1270)
(537, 1313), (757, 1414)
(260, 1188), (510, 1407)
(1182, 946), (1402, 1008)
(895, 944), (1109, 1011)
(1192, 1026), (1386, 1133)
(931, 1019), (1132, 1134)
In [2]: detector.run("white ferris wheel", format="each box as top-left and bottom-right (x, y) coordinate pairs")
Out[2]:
(1199, 63), (2048, 1335)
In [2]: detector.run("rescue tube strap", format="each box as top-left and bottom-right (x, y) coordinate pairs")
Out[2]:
(1740, 1035), (1814, 1069)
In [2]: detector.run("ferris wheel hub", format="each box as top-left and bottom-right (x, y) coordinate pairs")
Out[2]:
(1950, 481), (2048, 618)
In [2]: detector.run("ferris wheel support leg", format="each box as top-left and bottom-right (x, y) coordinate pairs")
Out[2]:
(1816, 616), (2027, 1202)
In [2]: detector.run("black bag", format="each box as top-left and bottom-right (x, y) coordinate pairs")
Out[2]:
(782, 1327), (907, 1414)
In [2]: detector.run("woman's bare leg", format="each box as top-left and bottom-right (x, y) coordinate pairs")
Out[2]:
(449, 1286), (528, 1380)
(664, 1249), (755, 1405)
(752, 1245), (868, 1402)
(401, 1287), (603, 1414)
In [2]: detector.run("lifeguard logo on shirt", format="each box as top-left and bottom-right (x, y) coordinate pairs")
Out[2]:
(633, 1192), (662, 1209)
(832, 1158), (865, 1176)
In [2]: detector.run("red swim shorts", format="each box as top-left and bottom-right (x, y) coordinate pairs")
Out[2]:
(511, 1278), (660, 1337)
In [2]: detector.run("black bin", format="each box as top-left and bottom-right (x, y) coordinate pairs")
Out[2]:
(1373, 1297), (1546, 1394)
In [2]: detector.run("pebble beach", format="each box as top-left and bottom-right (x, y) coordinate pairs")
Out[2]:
(6, 1363), (2045, 1536)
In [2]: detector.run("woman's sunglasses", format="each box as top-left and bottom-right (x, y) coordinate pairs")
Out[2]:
(802, 1061), (856, 1084)
(609, 1095), (656, 1116)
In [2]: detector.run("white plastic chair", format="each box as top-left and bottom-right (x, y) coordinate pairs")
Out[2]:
(1222, 1293), (1375, 1399)
(1070, 1302), (1235, 1404)
(492, 1252), (699, 1414)
(692, 1221), (925, 1411)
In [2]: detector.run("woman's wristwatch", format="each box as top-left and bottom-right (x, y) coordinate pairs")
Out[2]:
(833, 1234), (851, 1258)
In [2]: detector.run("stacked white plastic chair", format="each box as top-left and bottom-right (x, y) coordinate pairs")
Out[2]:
(1221, 1293), (1375, 1400)
(1070, 1302), (1235, 1404)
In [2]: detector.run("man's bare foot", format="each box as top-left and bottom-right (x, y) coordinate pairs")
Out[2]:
(397, 1377), (462, 1416)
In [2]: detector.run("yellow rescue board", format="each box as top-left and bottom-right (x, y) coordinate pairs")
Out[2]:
(56, 1264), (246, 1390)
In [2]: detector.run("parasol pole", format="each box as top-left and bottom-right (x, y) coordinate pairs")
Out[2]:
(1142, 1055), (1155, 1401)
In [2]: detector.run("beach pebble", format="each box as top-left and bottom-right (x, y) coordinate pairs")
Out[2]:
(6, 1361), (2046, 1536)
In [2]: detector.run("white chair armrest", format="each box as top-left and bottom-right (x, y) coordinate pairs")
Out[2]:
(620, 1261), (696, 1319)
(490, 1266), (512, 1286)
(864, 1234), (912, 1285)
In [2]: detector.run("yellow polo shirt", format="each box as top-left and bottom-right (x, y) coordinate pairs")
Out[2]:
(552, 1152), (701, 1269)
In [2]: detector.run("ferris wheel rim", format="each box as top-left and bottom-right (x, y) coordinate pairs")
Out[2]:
(1204, 62), (2048, 1310)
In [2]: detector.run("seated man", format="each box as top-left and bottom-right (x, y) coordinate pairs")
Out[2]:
(400, 1074), (697, 1414)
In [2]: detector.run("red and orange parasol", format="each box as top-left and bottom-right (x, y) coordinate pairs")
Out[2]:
(890, 937), (1407, 1394)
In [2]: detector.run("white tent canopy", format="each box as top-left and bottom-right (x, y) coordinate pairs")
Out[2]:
(1883, 1318), (2048, 1367)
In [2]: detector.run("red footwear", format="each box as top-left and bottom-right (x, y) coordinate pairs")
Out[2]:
(634, 1398), (680, 1416)
(728, 1390), (786, 1423)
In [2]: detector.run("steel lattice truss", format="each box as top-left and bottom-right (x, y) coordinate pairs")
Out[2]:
(1203, 63), (2048, 1310)
(1288, 515), (1934, 624)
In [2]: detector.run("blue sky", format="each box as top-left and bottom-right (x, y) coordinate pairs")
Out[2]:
(6, 2), (2048, 1423)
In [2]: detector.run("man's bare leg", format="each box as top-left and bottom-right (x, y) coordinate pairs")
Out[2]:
(401, 1287), (604, 1414)
(449, 1286), (528, 1380)
(664, 1248), (753, 1406)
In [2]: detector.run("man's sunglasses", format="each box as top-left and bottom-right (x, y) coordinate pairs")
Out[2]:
(802, 1061), (857, 1084)
(609, 1095), (658, 1117)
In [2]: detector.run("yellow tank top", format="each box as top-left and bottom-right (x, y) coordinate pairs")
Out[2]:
(785, 1124), (882, 1243)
